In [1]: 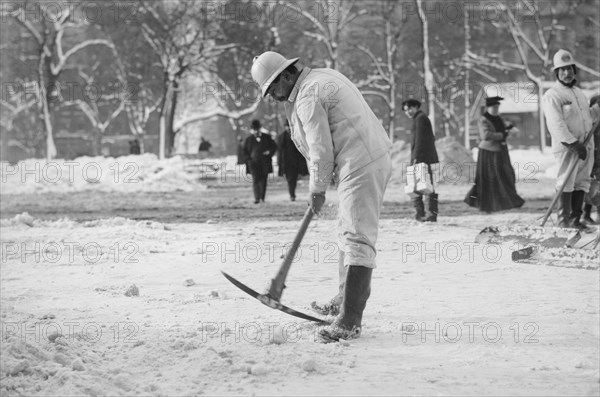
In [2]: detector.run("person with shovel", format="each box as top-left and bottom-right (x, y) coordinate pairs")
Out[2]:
(251, 51), (392, 343)
(542, 49), (600, 230)
(582, 95), (600, 224)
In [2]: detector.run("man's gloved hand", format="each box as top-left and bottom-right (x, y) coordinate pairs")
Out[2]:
(562, 141), (587, 161)
(308, 192), (326, 215)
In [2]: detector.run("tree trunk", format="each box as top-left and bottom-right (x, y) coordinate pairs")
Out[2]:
(92, 130), (103, 156)
(389, 71), (396, 142)
(537, 81), (546, 152)
(416, 0), (436, 132)
(166, 79), (179, 157)
(464, 13), (471, 149)
(38, 52), (57, 160)
(159, 113), (166, 160)
(158, 80), (171, 160)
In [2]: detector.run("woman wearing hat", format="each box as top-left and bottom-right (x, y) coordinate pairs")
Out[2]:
(465, 96), (524, 212)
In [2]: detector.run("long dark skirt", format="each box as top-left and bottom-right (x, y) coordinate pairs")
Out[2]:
(464, 146), (525, 212)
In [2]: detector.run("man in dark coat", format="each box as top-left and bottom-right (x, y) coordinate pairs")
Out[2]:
(276, 120), (309, 201)
(402, 99), (440, 221)
(243, 119), (277, 204)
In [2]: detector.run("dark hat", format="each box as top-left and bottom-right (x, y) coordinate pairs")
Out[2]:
(250, 119), (261, 130)
(485, 96), (504, 107)
(401, 99), (422, 109)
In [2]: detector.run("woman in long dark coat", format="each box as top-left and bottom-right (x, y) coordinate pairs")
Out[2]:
(465, 96), (524, 212)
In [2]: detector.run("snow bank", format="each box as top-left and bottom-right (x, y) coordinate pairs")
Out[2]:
(508, 148), (558, 179)
(1, 145), (557, 195)
(0, 154), (241, 195)
(390, 137), (557, 186)
(390, 136), (477, 185)
(0, 212), (168, 230)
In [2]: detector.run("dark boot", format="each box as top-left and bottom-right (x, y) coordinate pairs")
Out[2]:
(583, 203), (597, 224)
(412, 195), (425, 221)
(318, 265), (372, 343)
(424, 193), (438, 222)
(557, 192), (572, 228)
(570, 190), (589, 231)
(311, 252), (346, 316)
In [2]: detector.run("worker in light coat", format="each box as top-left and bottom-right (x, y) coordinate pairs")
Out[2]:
(542, 49), (599, 229)
(251, 51), (392, 343)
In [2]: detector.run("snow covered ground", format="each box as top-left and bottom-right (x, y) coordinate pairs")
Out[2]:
(1, 149), (598, 396)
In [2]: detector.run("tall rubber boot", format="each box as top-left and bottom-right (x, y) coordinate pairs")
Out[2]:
(571, 190), (589, 231)
(412, 195), (425, 221)
(311, 251), (346, 316)
(318, 265), (372, 343)
(424, 193), (438, 222)
(557, 192), (572, 228)
(582, 203), (597, 224)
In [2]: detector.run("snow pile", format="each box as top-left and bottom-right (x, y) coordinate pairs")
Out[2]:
(508, 148), (558, 179)
(390, 136), (557, 186)
(1, 332), (145, 396)
(390, 136), (476, 185)
(1, 145), (558, 195)
(0, 154), (236, 195)
(0, 212), (167, 230)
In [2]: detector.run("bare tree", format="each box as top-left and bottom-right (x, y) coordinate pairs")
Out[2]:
(137, 0), (235, 159)
(415, 0), (436, 129)
(62, 66), (126, 155)
(123, 88), (160, 154)
(292, 0), (367, 70)
(354, 1), (403, 141)
(0, 81), (37, 136)
(173, 71), (260, 136)
(3, 0), (115, 160)
(0, 84), (38, 156)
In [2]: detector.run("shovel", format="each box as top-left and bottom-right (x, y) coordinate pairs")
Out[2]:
(477, 121), (600, 264)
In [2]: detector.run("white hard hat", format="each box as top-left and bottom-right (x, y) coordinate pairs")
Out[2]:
(552, 49), (576, 70)
(251, 51), (299, 97)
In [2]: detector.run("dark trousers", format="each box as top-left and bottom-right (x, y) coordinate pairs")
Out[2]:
(285, 168), (300, 199)
(250, 163), (268, 202)
(256, 175), (268, 201)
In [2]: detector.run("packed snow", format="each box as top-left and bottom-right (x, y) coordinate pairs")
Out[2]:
(1, 147), (598, 396)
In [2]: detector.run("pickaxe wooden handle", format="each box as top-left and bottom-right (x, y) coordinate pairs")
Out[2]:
(264, 206), (315, 301)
